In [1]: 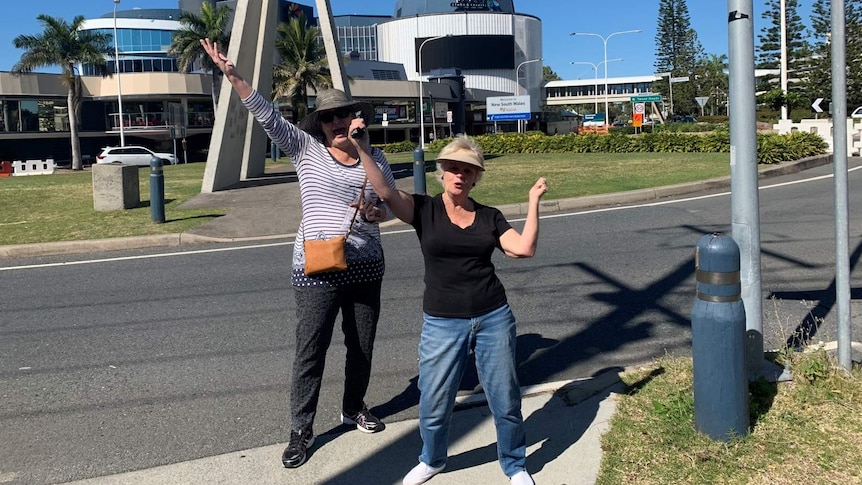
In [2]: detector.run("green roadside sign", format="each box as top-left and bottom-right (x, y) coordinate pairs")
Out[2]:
(631, 94), (662, 103)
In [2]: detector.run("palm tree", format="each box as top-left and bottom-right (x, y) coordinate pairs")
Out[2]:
(168, 1), (232, 109)
(12, 15), (112, 171)
(273, 12), (332, 123)
(694, 53), (728, 116)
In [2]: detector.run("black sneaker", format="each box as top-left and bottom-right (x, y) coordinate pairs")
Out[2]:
(341, 406), (385, 433)
(282, 429), (314, 468)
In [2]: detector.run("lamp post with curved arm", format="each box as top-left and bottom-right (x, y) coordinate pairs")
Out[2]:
(570, 29), (641, 126)
(571, 58), (623, 116)
(418, 35), (450, 149)
(113, 0), (125, 146)
(515, 58), (542, 133)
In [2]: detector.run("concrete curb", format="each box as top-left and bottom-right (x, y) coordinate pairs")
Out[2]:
(0, 155), (834, 259)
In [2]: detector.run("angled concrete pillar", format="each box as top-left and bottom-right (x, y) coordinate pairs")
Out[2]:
(315, 0), (350, 94)
(201, 0), (277, 193)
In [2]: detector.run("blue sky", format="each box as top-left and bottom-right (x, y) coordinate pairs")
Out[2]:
(0, 1), (804, 79)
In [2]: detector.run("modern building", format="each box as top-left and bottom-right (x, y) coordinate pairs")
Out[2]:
(0, 0), (549, 164)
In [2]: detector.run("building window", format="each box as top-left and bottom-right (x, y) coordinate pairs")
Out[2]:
(371, 70), (402, 81)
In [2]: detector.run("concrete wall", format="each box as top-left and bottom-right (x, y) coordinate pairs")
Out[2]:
(773, 118), (862, 157)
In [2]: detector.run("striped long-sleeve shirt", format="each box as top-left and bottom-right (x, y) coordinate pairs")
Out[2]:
(243, 91), (398, 287)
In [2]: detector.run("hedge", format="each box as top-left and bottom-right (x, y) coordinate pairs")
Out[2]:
(378, 130), (828, 164)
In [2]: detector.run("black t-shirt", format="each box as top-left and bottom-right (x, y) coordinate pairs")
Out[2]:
(411, 194), (513, 317)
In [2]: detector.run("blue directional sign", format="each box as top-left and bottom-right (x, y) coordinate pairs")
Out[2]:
(487, 113), (531, 121)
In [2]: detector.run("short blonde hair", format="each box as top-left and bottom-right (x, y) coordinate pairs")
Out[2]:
(434, 134), (485, 186)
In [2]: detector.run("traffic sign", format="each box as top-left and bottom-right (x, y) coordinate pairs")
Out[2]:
(695, 96), (709, 108)
(670, 76), (690, 83)
(631, 94), (661, 103)
(634, 102), (645, 114)
(812, 97), (824, 113)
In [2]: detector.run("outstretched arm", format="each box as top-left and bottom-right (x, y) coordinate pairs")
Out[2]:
(499, 177), (548, 258)
(348, 117), (415, 224)
(200, 38), (252, 100)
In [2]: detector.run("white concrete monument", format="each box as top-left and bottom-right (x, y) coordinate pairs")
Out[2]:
(201, 0), (277, 192)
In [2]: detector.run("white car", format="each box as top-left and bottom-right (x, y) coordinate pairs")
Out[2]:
(96, 146), (177, 166)
(852, 106), (862, 119)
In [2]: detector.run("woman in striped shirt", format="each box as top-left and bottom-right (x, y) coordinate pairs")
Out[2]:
(201, 38), (397, 469)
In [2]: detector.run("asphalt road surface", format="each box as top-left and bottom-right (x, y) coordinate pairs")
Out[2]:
(2, 160), (862, 484)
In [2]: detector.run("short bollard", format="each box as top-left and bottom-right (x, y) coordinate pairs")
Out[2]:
(692, 233), (749, 441)
(413, 146), (426, 195)
(149, 156), (165, 223)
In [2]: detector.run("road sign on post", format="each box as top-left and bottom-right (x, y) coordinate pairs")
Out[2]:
(812, 97), (824, 113)
(486, 95), (531, 121)
(631, 94), (662, 103)
(695, 96), (710, 117)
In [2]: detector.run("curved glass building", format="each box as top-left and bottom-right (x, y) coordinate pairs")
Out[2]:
(79, 9), (184, 75)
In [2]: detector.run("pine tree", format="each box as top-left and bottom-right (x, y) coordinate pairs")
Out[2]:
(654, 0), (704, 116)
(755, 0), (810, 106)
(806, 0), (862, 111)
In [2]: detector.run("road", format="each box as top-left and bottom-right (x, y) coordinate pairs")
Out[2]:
(2, 160), (861, 485)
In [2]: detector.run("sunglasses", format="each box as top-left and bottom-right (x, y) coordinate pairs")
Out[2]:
(319, 108), (355, 123)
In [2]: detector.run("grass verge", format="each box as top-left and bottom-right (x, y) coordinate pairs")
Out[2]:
(1, 152), (731, 245)
(598, 352), (862, 484)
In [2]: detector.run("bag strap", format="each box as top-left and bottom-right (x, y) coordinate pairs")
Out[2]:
(345, 176), (368, 239)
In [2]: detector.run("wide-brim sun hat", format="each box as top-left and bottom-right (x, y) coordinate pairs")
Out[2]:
(299, 89), (374, 141)
(436, 147), (485, 171)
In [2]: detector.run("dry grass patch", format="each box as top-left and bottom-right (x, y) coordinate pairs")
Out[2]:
(598, 353), (862, 484)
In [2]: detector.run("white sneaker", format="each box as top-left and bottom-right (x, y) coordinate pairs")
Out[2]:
(402, 462), (445, 485)
(510, 470), (535, 485)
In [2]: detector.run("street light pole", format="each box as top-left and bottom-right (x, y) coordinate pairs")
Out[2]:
(571, 58), (623, 115)
(515, 57), (541, 133)
(113, 0), (125, 147)
(418, 35), (449, 150)
(570, 29), (641, 126)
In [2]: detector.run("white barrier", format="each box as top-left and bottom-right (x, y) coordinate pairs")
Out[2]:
(773, 119), (861, 157)
(11, 159), (56, 176)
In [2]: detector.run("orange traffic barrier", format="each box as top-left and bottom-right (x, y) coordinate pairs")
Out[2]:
(0, 161), (11, 177)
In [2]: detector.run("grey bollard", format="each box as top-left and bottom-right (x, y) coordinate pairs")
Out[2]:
(692, 233), (749, 441)
(149, 156), (165, 223)
(413, 146), (426, 195)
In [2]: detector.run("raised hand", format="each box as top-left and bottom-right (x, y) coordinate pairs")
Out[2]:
(199, 37), (250, 98)
(200, 38), (236, 78)
(530, 177), (548, 202)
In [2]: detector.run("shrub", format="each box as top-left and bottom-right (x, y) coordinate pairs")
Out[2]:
(377, 141), (416, 153)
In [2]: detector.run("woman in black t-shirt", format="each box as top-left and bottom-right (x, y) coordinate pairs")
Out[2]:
(353, 130), (547, 485)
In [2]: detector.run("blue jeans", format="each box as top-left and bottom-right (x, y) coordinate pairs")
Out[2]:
(417, 303), (527, 477)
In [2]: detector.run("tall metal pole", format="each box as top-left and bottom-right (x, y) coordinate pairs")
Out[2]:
(113, 0), (125, 147)
(728, 0), (764, 376)
(669, 73), (674, 116)
(515, 58), (541, 133)
(418, 35), (448, 149)
(779, 0), (789, 120)
(572, 58), (623, 116)
(570, 30), (640, 126)
(830, 0), (851, 371)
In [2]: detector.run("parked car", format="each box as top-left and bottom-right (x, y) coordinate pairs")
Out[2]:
(670, 115), (697, 123)
(96, 146), (177, 166)
(851, 106), (862, 119)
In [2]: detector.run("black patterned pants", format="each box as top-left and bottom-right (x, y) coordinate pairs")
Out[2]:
(289, 280), (382, 433)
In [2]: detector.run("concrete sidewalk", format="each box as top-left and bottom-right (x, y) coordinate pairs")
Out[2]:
(61, 371), (626, 485)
